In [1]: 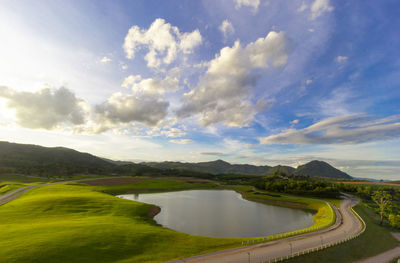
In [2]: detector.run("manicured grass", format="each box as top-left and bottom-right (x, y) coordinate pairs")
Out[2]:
(0, 184), (242, 263)
(0, 182), (32, 195)
(92, 179), (220, 195)
(282, 203), (399, 263)
(0, 179), (341, 262)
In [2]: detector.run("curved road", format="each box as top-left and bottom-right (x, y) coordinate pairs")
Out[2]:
(0, 181), (71, 206)
(169, 196), (363, 263)
(0, 185), (41, 205)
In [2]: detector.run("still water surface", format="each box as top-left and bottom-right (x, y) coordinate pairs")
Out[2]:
(118, 190), (314, 238)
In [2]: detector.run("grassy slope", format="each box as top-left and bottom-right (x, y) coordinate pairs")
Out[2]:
(0, 179), (339, 262)
(0, 183), (241, 263)
(0, 182), (28, 195)
(282, 203), (399, 263)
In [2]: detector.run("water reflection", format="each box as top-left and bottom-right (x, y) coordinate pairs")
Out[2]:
(118, 190), (314, 238)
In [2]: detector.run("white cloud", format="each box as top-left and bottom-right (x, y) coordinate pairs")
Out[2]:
(120, 63), (128, 70)
(297, 2), (308, 12)
(290, 119), (299, 124)
(123, 18), (202, 68)
(94, 92), (169, 132)
(310, 0), (334, 20)
(306, 79), (313, 85)
(121, 75), (142, 88)
(121, 75), (180, 98)
(99, 56), (112, 64)
(234, 0), (260, 13)
(178, 31), (288, 127)
(0, 86), (89, 130)
(336, 55), (348, 63)
(319, 87), (352, 116)
(161, 128), (186, 138)
(260, 114), (400, 145)
(219, 20), (235, 41)
(169, 139), (193, 144)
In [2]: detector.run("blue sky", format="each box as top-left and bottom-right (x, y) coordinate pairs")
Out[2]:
(0, 0), (399, 179)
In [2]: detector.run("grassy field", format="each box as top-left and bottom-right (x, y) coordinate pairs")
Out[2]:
(282, 203), (399, 263)
(0, 183), (242, 263)
(0, 178), (340, 262)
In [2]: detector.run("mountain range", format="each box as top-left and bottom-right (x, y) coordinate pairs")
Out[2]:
(0, 141), (352, 179)
(143, 159), (351, 179)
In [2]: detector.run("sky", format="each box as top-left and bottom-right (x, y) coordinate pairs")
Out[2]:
(0, 0), (400, 180)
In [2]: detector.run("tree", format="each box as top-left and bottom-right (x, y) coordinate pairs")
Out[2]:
(372, 190), (392, 225)
(389, 214), (400, 228)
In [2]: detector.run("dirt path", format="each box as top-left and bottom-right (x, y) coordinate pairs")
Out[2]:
(168, 196), (363, 263)
(353, 233), (400, 263)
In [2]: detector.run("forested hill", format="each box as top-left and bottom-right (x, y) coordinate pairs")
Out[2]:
(143, 160), (295, 176)
(0, 141), (114, 175)
(294, 160), (352, 179)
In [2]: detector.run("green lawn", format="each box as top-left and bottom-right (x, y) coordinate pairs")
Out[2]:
(282, 203), (399, 263)
(0, 180), (340, 262)
(0, 183), (241, 263)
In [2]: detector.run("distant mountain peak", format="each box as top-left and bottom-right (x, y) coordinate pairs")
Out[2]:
(294, 160), (352, 179)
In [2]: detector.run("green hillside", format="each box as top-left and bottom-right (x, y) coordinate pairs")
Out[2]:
(294, 160), (352, 179)
(0, 141), (114, 176)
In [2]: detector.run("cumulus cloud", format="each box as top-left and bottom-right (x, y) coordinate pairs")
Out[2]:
(121, 75), (142, 88)
(169, 139), (193, 144)
(177, 31), (288, 127)
(100, 56), (112, 64)
(123, 18), (202, 68)
(94, 92), (169, 132)
(219, 20), (235, 41)
(121, 75), (180, 98)
(92, 73), (181, 132)
(259, 114), (400, 145)
(0, 86), (89, 130)
(310, 0), (334, 20)
(234, 0), (260, 12)
(336, 55), (348, 63)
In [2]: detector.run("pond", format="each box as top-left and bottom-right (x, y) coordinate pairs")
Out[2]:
(118, 189), (315, 238)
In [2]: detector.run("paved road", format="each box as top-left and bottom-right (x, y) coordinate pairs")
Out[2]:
(0, 181), (71, 206)
(169, 196), (363, 263)
(0, 185), (41, 205)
